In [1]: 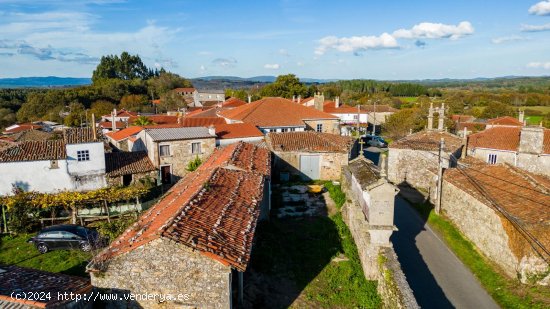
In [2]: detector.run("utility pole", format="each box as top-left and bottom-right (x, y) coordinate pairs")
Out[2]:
(435, 138), (445, 214)
(356, 104), (360, 136)
(372, 100), (377, 136)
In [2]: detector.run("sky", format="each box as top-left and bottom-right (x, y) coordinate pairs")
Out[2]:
(0, 0), (550, 80)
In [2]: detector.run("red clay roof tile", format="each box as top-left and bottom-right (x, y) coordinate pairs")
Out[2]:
(267, 131), (352, 153)
(215, 123), (263, 139)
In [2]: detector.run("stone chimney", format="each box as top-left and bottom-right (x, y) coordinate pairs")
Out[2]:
(313, 92), (325, 111)
(437, 103), (445, 131)
(208, 125), (216, 137)
(335, 96), (340, 108)
(247, 95), (252, 104)
(112, 109), (117, 132)
(519, 126), (544, 154)
(292, 95), (296, 102)
(298, 95), (302, 104)
(518, 110), (525, 124)
(427, 102), (434, 131)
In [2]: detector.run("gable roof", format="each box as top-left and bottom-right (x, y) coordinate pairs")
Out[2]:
(91, 142), (271, 272)
(219, 97), (338, 127)
(0, 140), (66, 162)
(222, 97), (247, 108)
(487, 116), (523, 127)
(468, 126), (550, 154)
(9, 129), (53, 142)
(0, 265), (91, 308)
(144, 127), (213, 142)
(180, 117), (226, 127)
(99, 121), (127, 130)
(174, 87), (196, 93)
(2, 123), (42, 134)
(105, 151), (156, 177)
(63, 127), (101, 144)
(105, 126), (144, 142)
(187, 107), (227, 118)
(267, 131), (353, 153)
(390, 130), (464, 152)
(128, 115), (179, 125)
(215, 123), (264, 139)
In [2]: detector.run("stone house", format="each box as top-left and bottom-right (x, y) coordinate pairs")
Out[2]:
(105, 126), (144, 151)
(318, 95), (397, 126)
(133, 127), (216, 184)
(0, 265), (92, 308)
(100, 109), (138, 123)
(0, 128), (107, 195)
(104, 151), (156, 186)
(266, 131), (355, 181)
(215, 123), (264, 146)
(467, 125), (550, 176)
(387, 130), (463, 191)
(434, 158), (550, 284)
(88, 142), (271, 308)
(219, 97), (340, 134)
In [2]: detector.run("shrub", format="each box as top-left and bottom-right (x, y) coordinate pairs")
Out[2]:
(93, 217), (136, 241)
(186, 156), (202, 172)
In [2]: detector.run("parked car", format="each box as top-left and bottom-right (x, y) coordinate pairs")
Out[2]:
(28, 224), (106, 254)
(363, 135), (388, 148)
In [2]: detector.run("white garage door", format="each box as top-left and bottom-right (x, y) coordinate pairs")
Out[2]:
(300, 155), (320, 180)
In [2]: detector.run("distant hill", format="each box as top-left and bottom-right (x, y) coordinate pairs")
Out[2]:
(0, 76), (91, 88)
(196, 75), (338, 84)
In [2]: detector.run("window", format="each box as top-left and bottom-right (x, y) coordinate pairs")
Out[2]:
(159, 145), (170, 157)
(488, 154), (497, 164)
(290, 128), (296, 132)
(192, 142), (201, 154)
(77, 150), (90, 162)
(281, 128), (288, 132)
(353, 115), (359, 120)
(316, 124), (323, 132)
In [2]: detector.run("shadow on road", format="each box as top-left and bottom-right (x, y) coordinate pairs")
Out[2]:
(391, 182), (454, 309)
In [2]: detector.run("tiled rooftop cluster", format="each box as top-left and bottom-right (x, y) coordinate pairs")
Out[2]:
(267, 131), (353, 153)
(92, 142), (270, 271)
(468, 126), (550, 154)
(63, 127), (102, 144)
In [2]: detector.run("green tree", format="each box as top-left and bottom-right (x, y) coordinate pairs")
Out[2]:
(132, 116), (155, 126)
(119, 94), (148, 112)
(480, 101), (513, 119)
(63, 102), (86, 127)
(383, 108), (426, 139)
(0, 108), (16, 129)
(158, 91), (186, 112)
(92, 52), (156, 83)
(259, 74), (310, 99)
(90, 100), (115, 118)
(148, 71), (193, 99)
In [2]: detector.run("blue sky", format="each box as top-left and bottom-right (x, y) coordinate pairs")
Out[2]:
(0, 0), (549, 80)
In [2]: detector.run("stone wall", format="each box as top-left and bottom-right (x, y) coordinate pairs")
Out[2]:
(272, 151), (348, 180)
(377, 247), (419, 309)
(155, 138), (216, 179)
(90, 237), (232, 308)
(106, 171), (157, 187)
(438, 179), (549, 283)
(303, 119), (340, 134)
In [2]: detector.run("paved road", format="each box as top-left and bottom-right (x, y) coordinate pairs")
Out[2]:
(391, 197), (500, 309)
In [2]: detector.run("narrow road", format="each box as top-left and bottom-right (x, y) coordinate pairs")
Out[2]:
(391, 197), (500, 309)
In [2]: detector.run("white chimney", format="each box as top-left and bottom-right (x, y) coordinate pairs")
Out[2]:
(247, 95), (252, 104)
(208, 125), (216, 136)
(518, 110), (525, 124)
(427, 102), (434, 131)
(298, 95), (301, 104)
(335, 96), (340, 108)
(112, 109), (117, 132)
(292, 95), (296, 102)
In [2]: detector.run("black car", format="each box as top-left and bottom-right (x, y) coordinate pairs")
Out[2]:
(28, 224), (105, 254)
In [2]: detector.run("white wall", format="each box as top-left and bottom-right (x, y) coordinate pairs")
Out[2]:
(333, 113), (368, 124)
(217, 136), (264, 147)
(0, 160), (74, 195)
(259, 126), (305, 134)
(469, 148), (517, 166)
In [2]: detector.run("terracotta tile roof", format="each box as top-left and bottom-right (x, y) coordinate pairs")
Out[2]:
(10, 130), (52, 142)
(0, 139), (14, 151)
(152, 99), (161, 104)
(101, 109), (138, 119)
(180, 117), (226, 127)
(215, 123), (264, 139)
(188, 107), (228, 118)
(2, 123), (42, 134)
(0, 265), (92, 308)
(105, 151), (155, 177)
(444, 163), (550, 226)
(91, 142), (271, 272)
(219, 97), (338, 127)
(390, 130), (463, 152)
(105, 126), (144, 142)
(267, 131), (353, 153)
(184, 109), (206, 117)
(545, 131), (550, 154)
(487, 116), (523, 126)
(468, 127), (520, 152)
(456, 122), (486, 132)
(0, 140), (66, 162)
(222, 97), (247, 108)
(321, 102), (397, 114)
(63, 127), (101, 144)
(174, 87), (196, 93)
(99, 121), (126, 129)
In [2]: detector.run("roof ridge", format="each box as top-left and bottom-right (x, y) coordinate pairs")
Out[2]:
(505, 164), (550, 194)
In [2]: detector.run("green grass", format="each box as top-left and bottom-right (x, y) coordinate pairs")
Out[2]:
(525, 116), (543, 125)
(249, 182), (381, 308)
(525, 106), (550, 114)
(0, 233), (91, 277)
(410, 202), (550, 309)
(398, 97), (418, 103)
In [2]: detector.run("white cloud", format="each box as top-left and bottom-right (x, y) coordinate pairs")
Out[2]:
(491, 35), (526, 44)
(527, 62), (550, 69)
(521, 23), (550, 32)
(393, 21), (474, 40)
(529, 1), (550, 16)
(278, 48), (290, 56)
(264, 63), (280, 69)
(212, 57), (237, 68)
(315, 33), (398, 55)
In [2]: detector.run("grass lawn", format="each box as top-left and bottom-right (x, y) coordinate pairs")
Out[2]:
(525, 116), (543, 125)
(525, 106), (550, 114)
(410, 202), (550, 309)
(0, 233), (91, 277)
(247, 182), (380, 308)
(398, 97), (418, 103)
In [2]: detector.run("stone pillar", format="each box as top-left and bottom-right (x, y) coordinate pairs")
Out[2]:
(427, 102), (434, 131)
(335, 96), (340, 108)
(518, 110), (525, 124)
(437, 103), (445, 131)
(519, 126), (544, 154)
(314, 92), (325, 111)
